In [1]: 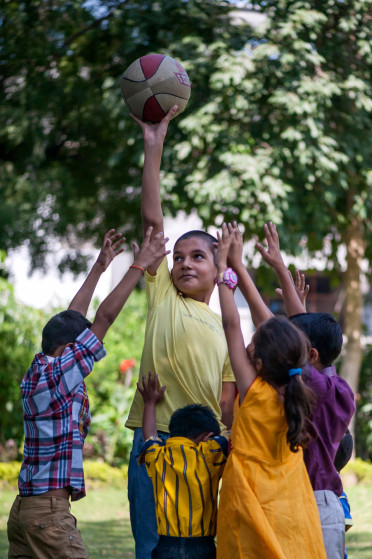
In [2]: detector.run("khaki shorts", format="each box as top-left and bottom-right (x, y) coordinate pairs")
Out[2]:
(7, 494), (88, 559)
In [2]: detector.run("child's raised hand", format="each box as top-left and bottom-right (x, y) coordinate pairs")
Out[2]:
(132, 226), (170, 271)
(289, 270), (309, 310)
(130, 106), (178, 145)
(137, 371), (166, 405)
(275, 269), (309, 311)
(217, 223), (234, 269)
(256, 222), (285, 270)
(96, 229), (126, 271)
(227, 221), (243, 269)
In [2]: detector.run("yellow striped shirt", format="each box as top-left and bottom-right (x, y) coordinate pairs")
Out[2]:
(140, 435), (227, 537)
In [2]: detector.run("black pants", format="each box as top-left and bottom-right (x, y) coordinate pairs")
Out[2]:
(151, 536), (216, 559)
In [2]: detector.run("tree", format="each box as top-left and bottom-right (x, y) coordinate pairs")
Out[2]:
(1, 0), (247, 272)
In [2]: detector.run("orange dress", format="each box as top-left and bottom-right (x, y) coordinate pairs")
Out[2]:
(217, 377), (327, 559)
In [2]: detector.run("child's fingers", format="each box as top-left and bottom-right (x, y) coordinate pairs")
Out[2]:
(129, 112), (144, 127)
(104, 229), (116, 240)
(143, 226), (154, 242)
(111, 236), (126, 251)
(163, 105), (178, 122)
(256, 242), (268, 259)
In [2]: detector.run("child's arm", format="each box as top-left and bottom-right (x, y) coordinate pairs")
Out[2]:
(256, 222), (305, 316)
(131, 106), (178, 275)
(219, 381), (235, 430)
(137, 371), (166, 440)
(275, 269), (309, 312)
(90, 227), (170, 341)
(68, 229), (125, 316)
(227, 222), (273, 327)
(217, 224), (257, 400)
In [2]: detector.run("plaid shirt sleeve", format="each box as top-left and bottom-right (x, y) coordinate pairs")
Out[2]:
(22, 328), (106, 416)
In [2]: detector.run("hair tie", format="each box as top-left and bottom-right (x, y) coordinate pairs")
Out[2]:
(288, 368), (302, 377)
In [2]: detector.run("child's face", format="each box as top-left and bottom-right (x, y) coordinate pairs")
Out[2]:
(172, 238), (217, 303)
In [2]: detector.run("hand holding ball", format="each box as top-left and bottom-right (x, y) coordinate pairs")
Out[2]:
(121, 54), (191, 123)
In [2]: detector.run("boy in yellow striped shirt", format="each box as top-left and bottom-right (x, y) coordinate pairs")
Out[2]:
(138, 372), (228, 559)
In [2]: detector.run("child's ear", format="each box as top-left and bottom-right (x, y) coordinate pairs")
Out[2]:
(201, 431), (215, 442)
(255, 357), (263, 372)
(309, 347), (319, 364)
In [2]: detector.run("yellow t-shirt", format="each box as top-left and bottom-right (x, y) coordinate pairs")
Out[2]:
(126, 258), (234, 432)
(139, 435), (228, 537)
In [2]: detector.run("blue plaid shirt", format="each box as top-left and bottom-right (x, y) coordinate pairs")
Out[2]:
(19, 328), (106, 501)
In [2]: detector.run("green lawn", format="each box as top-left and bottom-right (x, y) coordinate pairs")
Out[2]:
(1, 483), (371, 558)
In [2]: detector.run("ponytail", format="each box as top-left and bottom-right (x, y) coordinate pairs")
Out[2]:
(252, 316), (316, 453)
(284, 375), (314, 452)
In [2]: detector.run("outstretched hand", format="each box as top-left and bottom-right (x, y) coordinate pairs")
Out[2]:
(217, 221), (244, 271)
(130, 105), (178, 145)
(96, 229), (126, 272)
(256, 222), (285, 270)
(132, 226), (170, 271)
(216, 223), (234, 269)
(137, 371), (166, 405)
(275, 269), (309, 311)
(226, 221), (243, 269)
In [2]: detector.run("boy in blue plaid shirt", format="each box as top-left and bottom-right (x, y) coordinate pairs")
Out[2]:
(7, 227), (169, 559)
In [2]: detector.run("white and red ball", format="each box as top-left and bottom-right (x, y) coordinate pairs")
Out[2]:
(121, 54), (191, 123)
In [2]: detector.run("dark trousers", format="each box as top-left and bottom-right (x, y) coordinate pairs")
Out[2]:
(151, 535), (216, 559)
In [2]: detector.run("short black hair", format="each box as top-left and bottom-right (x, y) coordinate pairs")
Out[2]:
(334, 429), (353, 472)
(169, 404), (220, 439)
(41, 310), (92, 355)
(290, 312), (343, 367)
(174, 230), (217, 255)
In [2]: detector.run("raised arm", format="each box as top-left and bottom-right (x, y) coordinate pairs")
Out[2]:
(90, 227), (169, 341)
(137, 371), (166, 440)
(227, 222), (273, 327)
(217, 224), (257, 400)
(256, 222), (305, 316)
(275, 269), (309, 312)
(68, 229), (125, 316)
(131, 106), (178, 274)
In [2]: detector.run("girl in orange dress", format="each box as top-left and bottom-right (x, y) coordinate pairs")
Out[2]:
(215, 223), (326, 559)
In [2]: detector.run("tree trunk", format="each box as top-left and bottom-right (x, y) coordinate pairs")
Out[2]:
(339, 216), (365, 447)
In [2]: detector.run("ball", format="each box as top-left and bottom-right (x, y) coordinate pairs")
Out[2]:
(121, 54), (191, 123)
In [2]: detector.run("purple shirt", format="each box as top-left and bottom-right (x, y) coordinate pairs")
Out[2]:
(303, 364), (355, 496)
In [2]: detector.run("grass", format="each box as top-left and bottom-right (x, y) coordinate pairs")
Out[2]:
(0, 486), (135, 559)
(1, 483), (371, 558)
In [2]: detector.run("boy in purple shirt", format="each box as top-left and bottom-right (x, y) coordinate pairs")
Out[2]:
(256, 222), (355, 559)
(7, 227), (169, 559)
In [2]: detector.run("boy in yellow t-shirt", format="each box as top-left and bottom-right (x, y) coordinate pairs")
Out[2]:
(126, 108), (235, 559)
(138, 372), (228, 559)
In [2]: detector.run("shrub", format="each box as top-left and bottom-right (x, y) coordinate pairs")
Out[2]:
(343, 458), (372, 484)
(0, 461), (21, 488)
(0, 461), (128, 490)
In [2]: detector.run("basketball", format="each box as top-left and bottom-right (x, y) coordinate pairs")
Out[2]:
(121, 54), (191, 123)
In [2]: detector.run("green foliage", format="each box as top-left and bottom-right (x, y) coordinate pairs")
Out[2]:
(0, 461), (21, 489)
(343, 458), (372, 484)
(83, 461), (128, 489)
(0, 461), (128, 489)
(355, 342), (372, 460)
(0, 278), (45, 449)
(83, 289), (147, 464)
(1, 0), (247, 272)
